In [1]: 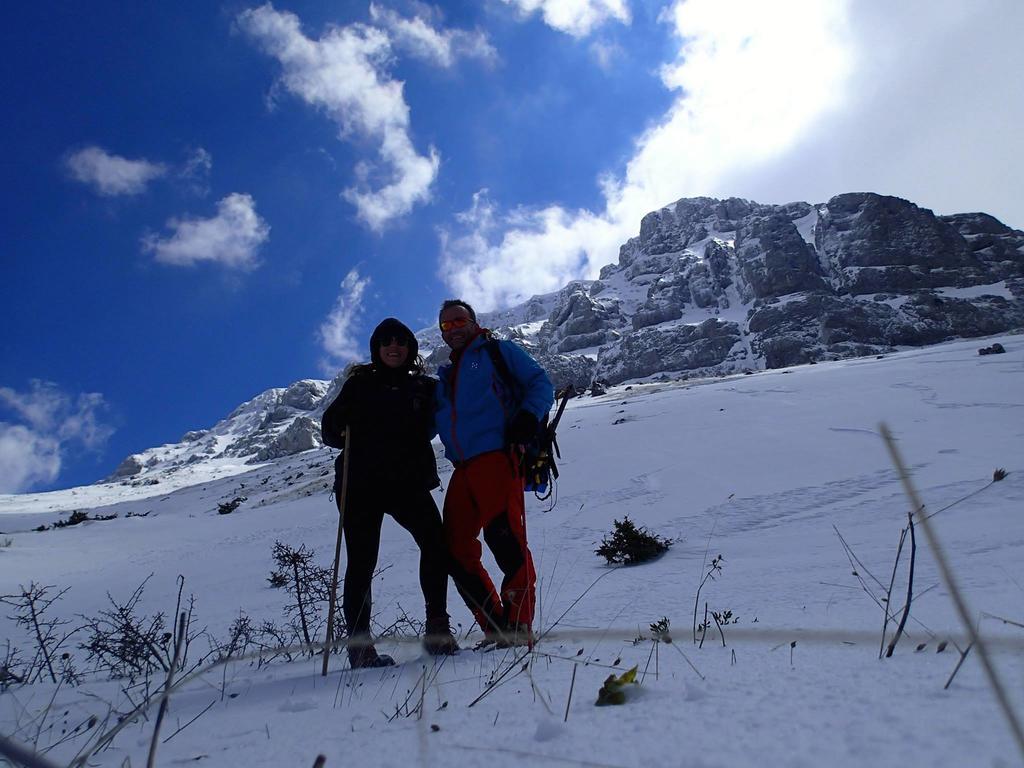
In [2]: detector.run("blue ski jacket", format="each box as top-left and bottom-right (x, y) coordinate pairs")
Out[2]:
(435, 332), (554, 464)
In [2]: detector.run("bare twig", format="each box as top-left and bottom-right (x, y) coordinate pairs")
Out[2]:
(640, 640), (656, 685)
(32, 677), (63, 748)
(712, 610), (726, 648)
(147, 611), (186, 768)
(27, 593), (57, 683)
(881, 423), (1024, 760)
(920, 476), (1003, 522)
(981, 612), (1024, 631)
(879, 527), (908, 659)
(885, 514), (916, 658)
(468, 565), (621, 708)
(665, 638), (706, 681)
(161, 699), (216, 744)
(944, 643), (974, 691)
(834, 524), (935, 640)
(533, 651), (621, 670)
(418, 663), (427, 721)
(833, 526), (889, 594)
(692, 554), (721, 644)
(564, 665), (577, 722)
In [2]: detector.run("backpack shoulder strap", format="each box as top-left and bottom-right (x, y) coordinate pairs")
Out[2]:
(483, 337), (521, 402)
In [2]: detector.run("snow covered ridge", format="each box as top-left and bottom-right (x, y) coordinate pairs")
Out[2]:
(87, 192), (1023, 491)
(97, 378), (337, 490)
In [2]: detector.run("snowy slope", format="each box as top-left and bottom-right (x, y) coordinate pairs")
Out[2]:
(1, 334), (1023, 767)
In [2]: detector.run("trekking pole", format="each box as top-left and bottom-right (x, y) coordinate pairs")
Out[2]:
(321, 427), (351, 676)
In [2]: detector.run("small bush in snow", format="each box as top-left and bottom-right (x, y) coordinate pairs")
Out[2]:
(81, 582), (174, 683)
(217, 496), (246, 515)
(80, 576), (203, 685)
(649, 616), (672, 643)
(34, 510), (119, 532)
(58, 510), (91, 527)
(595, 517), (672, 565)
(270, 541), (335, 650)
(0, 642), (24, 690)
(978, 343), (1005, 355)
(0, 583), (78, 685)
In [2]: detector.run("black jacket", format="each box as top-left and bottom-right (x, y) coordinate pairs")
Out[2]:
(321, 365), (440, 493)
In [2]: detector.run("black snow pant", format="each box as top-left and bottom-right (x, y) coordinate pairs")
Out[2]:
(340, 485), (450, 639)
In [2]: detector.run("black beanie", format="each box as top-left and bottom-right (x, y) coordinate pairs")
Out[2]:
(369, 317), (418, 368)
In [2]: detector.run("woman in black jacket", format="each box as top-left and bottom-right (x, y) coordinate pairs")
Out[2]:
(320, 318), (459, 668)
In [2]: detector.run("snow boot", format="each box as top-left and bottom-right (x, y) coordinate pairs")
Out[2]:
(473, 633), (499, 651)
(496, 622), (536, 649)
(470, 608), (508, 650)
(348, 642), (395, 669)
(423, 615), (460, 656)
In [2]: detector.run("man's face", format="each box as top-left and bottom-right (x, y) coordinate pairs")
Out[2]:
(439, 305), (477, 351)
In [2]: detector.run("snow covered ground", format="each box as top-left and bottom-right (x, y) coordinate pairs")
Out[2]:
(2, 334), (1023, 767)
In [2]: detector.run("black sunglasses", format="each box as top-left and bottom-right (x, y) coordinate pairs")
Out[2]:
(379, 335), (409, 347)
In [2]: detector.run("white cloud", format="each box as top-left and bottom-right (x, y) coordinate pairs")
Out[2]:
(440, 190), (617, 309)
(500, 0), (630, 37)
(0, 380), (63, 433)
(442, 0), (852, 310)
(588, 38), (623, 70)
(721, 0), (1024, 230)
(0, 425), (61, 494)
(444, 0), (1024, 311)
(65, 146), (168, 196)
(319, 268), (372, 373)
(179, 147), (213, 195)
(141, 193), (270, 270)
(0, 381), (114, 494)
(604, 0), (852, 229)
(237, 3), (440, 230)
(369, 3), (497, 68)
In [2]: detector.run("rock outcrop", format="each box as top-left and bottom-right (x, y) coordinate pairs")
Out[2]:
(485, 193), (1023, 386)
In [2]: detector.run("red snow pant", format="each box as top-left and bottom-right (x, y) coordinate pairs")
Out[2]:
(444, 450), (536, 632)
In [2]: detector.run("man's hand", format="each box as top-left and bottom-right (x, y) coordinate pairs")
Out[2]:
(508, 410), (538, 446)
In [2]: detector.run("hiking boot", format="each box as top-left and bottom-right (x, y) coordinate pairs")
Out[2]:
(495, 622), (536, 649)
(473, 628), (503, 651)
(424, 616), (460, 656)
(348, 644), (395, 669)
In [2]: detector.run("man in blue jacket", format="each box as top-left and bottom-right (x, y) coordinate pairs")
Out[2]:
(435, 299), (554, 646)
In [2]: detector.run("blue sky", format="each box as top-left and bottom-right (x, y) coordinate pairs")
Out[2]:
(2, 0), (1022, 493)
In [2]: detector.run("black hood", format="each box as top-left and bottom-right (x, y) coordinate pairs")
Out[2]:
(369, 317), (419, 369)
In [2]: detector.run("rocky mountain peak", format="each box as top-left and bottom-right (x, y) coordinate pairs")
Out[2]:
(499, 192), (1022, 386)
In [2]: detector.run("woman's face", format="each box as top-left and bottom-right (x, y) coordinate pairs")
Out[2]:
(379, 335), (409, 368)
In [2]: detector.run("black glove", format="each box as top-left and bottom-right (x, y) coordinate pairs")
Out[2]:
(507, 410), (538, 446)
(411, 377), (436, 414)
